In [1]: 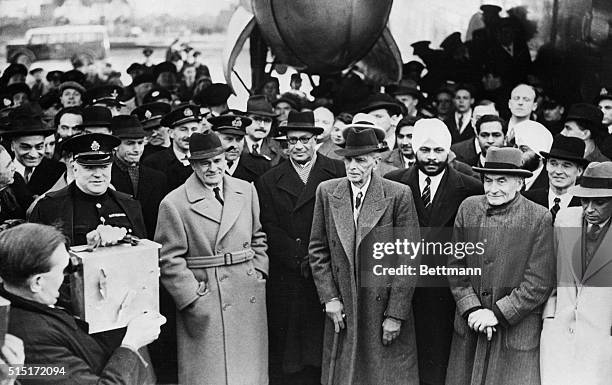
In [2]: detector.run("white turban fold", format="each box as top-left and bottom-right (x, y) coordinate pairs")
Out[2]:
(514, 120), (553, 155)
(411, 118), (452, 151)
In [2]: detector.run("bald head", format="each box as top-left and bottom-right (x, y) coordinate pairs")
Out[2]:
(509, 84), (537, 119)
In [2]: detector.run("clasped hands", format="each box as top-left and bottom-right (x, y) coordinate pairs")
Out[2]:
(467, 308), (498, 341)
(324, 299), (401, 346)
(86, 225), (128, 250)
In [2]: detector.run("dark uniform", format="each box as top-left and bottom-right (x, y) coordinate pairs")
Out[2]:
(142, 105), (202, 191)
(208, 114), (271, 183)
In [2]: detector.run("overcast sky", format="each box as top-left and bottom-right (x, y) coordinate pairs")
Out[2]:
(128, 0), (237, 16)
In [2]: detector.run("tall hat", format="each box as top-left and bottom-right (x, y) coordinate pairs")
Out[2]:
(569, 162), (612, 198)
(358, 93), (405, 117)
(278, 111), (323, 135)
(76, 106), (112, 129)
(473, 147), (533, 177)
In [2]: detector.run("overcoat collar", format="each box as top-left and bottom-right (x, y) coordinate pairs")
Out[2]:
(185, 173), (247, 245)
(330, 172), (390, 261)
(581, 217), (612, 283)
(276, 155), (339, 211)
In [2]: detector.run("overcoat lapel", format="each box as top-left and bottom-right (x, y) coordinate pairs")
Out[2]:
(185, 175), (222, 224)
(356, 173), (390, 247)
(330, 180), (355, 267)
(217, 175), (246, 244)
(275, 161), (303, 199)
(583, 226), (612, 282)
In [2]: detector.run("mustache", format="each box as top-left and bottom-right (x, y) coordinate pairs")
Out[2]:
(225, 146), (238, 152)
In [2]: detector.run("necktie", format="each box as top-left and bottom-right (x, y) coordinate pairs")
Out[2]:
(24, 167), (33, 183)
(457, 114), (464, 132)
(355, 191), (363, 211)
(587, 224), (601, 242)
(213, 187), (224, 205)
(252, 143), (260, 155)
(227, 160), (234, 169)
(422, 177), (432, 209)
(550, 197), (561, 222)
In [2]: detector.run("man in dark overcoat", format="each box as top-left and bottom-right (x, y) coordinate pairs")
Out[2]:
(385, 119), (482, 385)
(309, 126), (421, 385)
(256, 111), (345, 385)
(446, 147), (555, 385)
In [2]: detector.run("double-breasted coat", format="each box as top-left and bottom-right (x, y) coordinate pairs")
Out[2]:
(255, 154), (345, 376)
(309, 172), (421, 385)
(446, 194), (555, 385)
(385, 165), (483, 385)
(540, 207), (612, 385)
(155, 173), (269, 385)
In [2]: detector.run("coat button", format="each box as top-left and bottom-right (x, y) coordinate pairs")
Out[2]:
(247, 269), (254, 276)
(376, 295), (381, 301)
(250, 296), (256, 303)
(196, 281), (207, 295)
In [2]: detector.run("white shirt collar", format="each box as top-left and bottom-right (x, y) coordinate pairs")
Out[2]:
(244, 136), (264, 153)
(418, 169), (446, 201)
(455, 109), (472, 133)
(226, 158), (239, 175)
(13, 158), (28, 178)
(547, 188), (574, 210)
(402, 155), (415, 168)
(173, 146), (190, 166)
(588, 217), (611, 231)
(350, 174), (372, 205)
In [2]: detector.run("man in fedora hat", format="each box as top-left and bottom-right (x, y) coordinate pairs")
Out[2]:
(256, 110), (345, 385)
(540, 162), (612, 385)
(155, 131), (269, 385)
(309, 126), (421, 385)
(389, 85), (422, 118)
(523, 135), (587, 222)
(359, 93), (405, 151)
(110, 115), (167, 238)
(514, 120), (553, 191)
(193, 83), (233, 117)
(76, 106), (113, 135)
(2, 115), (65, 196)
(446, 147), (554, 385)
(208, 114), (269, 183)
(561, 103), (610, 163)
(385, 118), (483, 385)
(244, 95), (284, 167)
(143, 104), (204, 191)
(131, 102), (172, 160)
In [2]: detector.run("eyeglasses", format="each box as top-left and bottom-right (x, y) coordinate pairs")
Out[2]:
(287, 136), (314, 145)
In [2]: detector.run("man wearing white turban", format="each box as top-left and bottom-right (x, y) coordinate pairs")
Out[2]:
(385, 118), (483, 385)
(514, 120), (553, 191)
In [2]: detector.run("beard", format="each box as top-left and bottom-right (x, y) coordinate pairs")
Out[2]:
(416, 158), (448, 176)
(521, 153), (541, 171)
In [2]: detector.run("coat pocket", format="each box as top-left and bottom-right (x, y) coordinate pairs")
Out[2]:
(505, 313), (542, 351)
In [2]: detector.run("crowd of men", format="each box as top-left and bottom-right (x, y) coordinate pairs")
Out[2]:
(0, 4), (612, 384)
